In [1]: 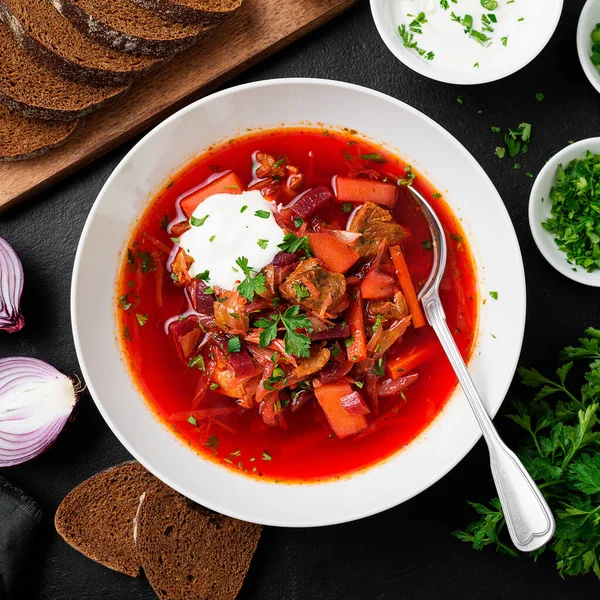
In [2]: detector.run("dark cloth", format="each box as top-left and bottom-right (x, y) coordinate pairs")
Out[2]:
(0, 477), (43, 600)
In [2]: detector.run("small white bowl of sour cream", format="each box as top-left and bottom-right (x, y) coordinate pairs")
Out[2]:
(370, 0), (564, 85)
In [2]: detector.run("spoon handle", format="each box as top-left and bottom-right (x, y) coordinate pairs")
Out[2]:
(422, 296), (555, 553)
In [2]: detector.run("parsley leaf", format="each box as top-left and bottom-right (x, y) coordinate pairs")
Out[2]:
(227, 336), (242, 353)
(254, 306), (312, 358)
(277, 233), (312, 257)
(236, 256), (267, 301)
(454, 326), (600, 578)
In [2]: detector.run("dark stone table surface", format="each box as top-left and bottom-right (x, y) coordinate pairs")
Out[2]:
(1, 1), (599, 598)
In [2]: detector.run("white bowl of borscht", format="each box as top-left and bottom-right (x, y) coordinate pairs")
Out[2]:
(72, 78), (526, 527)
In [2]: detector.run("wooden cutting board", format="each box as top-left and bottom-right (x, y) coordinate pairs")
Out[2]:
(0, 0), (357, 212)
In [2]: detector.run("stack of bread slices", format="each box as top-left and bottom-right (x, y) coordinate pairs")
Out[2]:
(55, 462), (262, 600)
(0, 0), (242, 161)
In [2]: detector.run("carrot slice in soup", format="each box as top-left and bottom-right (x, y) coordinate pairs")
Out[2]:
(334, 176), (397, 207)
(180, 171), (243, 218)
(387, 344), (435, 380)
(389, 245), (426, 329)
(314, 381), (368, 438)
(308, 232), (359, 274)
(345, 289), (368, 362)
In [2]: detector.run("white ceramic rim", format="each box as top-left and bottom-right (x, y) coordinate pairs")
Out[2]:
(72, 78), (526, 527)
(529, 137), (600, 287)
(369, 0), (564, 85)
(577, 0), (600, 95)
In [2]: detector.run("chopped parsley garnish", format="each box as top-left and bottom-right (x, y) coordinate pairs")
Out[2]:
(228, 336), (242, 353)
(373, 314), (385, 333)
(254, 305), (312, 358)
(457, 96), (464, 105)
(542, 152), (600, 271)
(451, 12), (492, 46)
(278, 233), (313, 258)
(372, 357), (385, 376)
(292, 282), (310, 300)
(135, 313), (148, 327)
(123, 326), (131, 341)
(209, 235), (216, 242)
(195, 270), (210, 281)
(236, 256), (267, 301)
(160, 215), (169, 230)
(432, 192), (442, 199)
(398, 25), (435, 60)
(262, 451), (272, 461)
(240, 205), (248, 213)
(422, 240), (433, 251)
(187, 415), (198, 426)
(171, 237), (180, 244)
(344, 336), (354, 348)
(489, 291), (499, 300)
(535, 92), (545, 102)
(293, 217), (304, 228)
(166, 181), (174, 189)
(360, 153), (387, 163)
(495, 146), (506, 159)
(206, 435), (219, 450)
(451, 233), (464, 243)
(257, 239), (269, 250)
(341, 202), (353, 213)
(254, 210), (271, 219)
(490, 126), (501, 133)
(136, 250), (156, 273)
(188, 354), (205, 370)
(209, 383), (220, 391)
(408, 11), (428, 34)
(191, 215), (209, 227)
(119, 294), (132, 311)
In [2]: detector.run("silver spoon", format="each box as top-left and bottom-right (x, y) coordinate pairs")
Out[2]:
(407, 185), (555, 552)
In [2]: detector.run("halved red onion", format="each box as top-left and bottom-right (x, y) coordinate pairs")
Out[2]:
(341, 391), (370, 415)
(0, 357), (78, 467)
(0, 237), (24, 333)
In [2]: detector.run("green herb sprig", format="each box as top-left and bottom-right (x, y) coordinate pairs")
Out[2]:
(454, 327), (600, 579)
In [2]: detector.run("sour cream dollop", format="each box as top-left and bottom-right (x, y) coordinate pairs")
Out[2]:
(178, 190), (286, 291)
(393, 0), (533, 72)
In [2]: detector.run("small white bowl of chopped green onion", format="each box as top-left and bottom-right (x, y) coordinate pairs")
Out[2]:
(370, 0), (564, 85)
(577, 0), (600, 94)
(529, 138), (600, 286)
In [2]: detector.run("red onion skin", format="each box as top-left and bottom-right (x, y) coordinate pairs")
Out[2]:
(379, 373), (419, 397)
(0, 236), (24, 333)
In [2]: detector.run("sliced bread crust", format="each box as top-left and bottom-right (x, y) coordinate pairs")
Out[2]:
(0, 105), (80, 160)
(0, 0), (161, 86)
(52, 0), (215, 57)
(136, 487), (262, 600)
(0, 21), (128, 121)
(54, 461), (163, 577)
(129, 0), (242, 26)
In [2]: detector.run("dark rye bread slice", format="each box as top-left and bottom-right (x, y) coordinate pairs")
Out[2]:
(136, 487), (262, 600)
(0, 22), (128, 121)
(129, 0), (242, 26)
(0, 0), (161, 86)
(53, 0), (215, 58)
(55, 461), (165, 577)
(0, 105), (80, 160)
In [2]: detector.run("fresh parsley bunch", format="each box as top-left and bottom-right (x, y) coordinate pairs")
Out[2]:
(454, 327), (600, 579)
